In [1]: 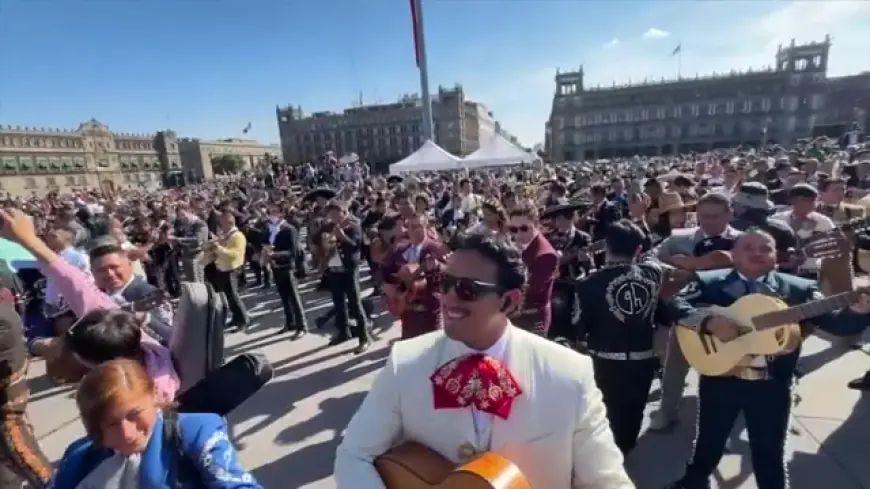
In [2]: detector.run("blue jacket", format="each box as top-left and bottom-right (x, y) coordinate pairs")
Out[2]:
(671, 268), (870, 381)
(49, 412), (262, 489)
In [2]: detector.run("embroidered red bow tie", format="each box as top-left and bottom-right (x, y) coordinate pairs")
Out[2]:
(430, 353), (522, 419)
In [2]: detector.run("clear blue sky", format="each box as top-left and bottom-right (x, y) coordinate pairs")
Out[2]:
(1, 1), (868, 148)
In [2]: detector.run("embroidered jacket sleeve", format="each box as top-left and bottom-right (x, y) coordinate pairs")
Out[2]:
(185, 414), (262, 489)
(668, 277), (713, 331)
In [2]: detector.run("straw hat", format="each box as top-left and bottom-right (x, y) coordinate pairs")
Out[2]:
(647, 191), (694, 224)
(656, 191), (693, 214)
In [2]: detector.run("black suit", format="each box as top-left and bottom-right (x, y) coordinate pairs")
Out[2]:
(271, 224), (307, 332)
(326, 219), (371, 348)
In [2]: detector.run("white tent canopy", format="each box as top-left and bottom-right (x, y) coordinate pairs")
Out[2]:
(389, 139), (461, 174)
(338, 152), (359, 164)
(462, 134), (538, 168)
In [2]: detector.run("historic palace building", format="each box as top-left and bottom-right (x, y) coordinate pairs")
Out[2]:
(277, 84), (497, 171)
(0, 119), (183, 197)
(178, 137), (280, 181)
(547, 36), (870, 161)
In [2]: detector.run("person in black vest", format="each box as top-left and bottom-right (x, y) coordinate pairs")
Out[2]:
(323, 201), (371, 354)
(265, 206), (308, 338)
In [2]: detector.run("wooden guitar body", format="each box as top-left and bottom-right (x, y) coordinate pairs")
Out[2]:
(376, 442), (530, 489)
(385, 264), (426, 317)
(677, 294), (802, 377)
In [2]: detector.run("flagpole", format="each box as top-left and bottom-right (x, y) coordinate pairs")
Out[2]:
(677, 42), (682, 79)
(411, 0), (434, 143)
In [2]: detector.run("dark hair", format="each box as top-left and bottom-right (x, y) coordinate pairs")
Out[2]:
(696, 192), (732, 212)
(324, 200), (345, 213)
(89, 244), (124, 262)
(590, 184), (607, 197)
(377, 214), (401, 231)
(66, 309), (144, 365)
(606, 219), (647, 258)
(452, 234), (525, 292)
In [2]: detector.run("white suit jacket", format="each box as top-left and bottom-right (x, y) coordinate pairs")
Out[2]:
(334, 326), (634, 489)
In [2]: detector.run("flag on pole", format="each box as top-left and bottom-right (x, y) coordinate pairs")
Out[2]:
(672, 44), (682, 56)
(410, 0), (421, 67)
(242, 122), (252, 134)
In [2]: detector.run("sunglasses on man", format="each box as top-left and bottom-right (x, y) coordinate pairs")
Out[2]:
(439, 275), (501, 302)
(508, 224), (532, 234)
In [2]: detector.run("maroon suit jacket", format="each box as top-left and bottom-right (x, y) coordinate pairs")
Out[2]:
(518, 232), (559, 334)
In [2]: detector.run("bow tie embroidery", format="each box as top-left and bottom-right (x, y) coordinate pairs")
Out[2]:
(430, 353), (522, 419)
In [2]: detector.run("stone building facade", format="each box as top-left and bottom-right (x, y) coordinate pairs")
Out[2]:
(0, 119), (182, 197)
(276, 84), (496, 172)
(547, 36), (870, 161)
(178, 138), (280, 181)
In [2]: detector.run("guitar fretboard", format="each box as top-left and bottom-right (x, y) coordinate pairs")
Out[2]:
(756, 290), (861, 328)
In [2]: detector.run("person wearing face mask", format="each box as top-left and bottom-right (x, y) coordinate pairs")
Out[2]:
(265, 206), (308, 338)
(50, 359), (261, 489)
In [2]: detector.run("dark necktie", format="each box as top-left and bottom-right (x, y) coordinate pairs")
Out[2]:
(745, 280), (760, 294)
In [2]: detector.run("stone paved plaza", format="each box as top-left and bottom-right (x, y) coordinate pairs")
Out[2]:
(26, 271), (870, 488)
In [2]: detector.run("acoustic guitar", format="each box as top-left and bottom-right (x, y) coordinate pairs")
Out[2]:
(375, 442), (530, 489)
(677, 287), (868, 376)
(384, 263), (428, 317)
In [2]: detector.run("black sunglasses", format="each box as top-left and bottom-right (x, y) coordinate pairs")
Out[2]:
(439, 275), (501, 302)
(508, 225), (532, 234)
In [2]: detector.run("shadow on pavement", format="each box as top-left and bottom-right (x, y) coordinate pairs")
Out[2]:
(790, 391), (870, 489)
(229, 346), (387, 443)
(251, 391), (366, 488)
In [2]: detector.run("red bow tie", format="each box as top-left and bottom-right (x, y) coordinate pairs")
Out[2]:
(430, 353), (522, 419)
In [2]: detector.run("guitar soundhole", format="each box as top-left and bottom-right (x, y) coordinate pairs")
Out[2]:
(774, 328), (786, 344)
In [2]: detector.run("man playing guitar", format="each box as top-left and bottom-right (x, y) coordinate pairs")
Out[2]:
(664, 229), (870, 489)
(380, 213), (445, 339)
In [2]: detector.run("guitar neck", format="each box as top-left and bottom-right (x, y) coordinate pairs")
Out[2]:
(757, 290), (860, 328)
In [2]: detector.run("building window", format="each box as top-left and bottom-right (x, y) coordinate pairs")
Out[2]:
(726, 102), (735, 114)
(46, 177), (57, 187)
(640, 109), (649, 120)
(65, 176), (76, 186)
(691, 104), (700, 117)
(707, 104), (716, 116)
(657, 108), (665, 119)
(672, 106), (682, 118)
(761, 98), (771, 111)
(24, 178), (36, 189)
(743, 100), (752, 113)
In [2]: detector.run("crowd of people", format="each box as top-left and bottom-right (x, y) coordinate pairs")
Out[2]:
(0, 132), (866, 489)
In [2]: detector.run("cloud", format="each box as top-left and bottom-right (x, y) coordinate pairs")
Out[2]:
(642, 28), (671, 40)
(460, 1), (870, 148)
(604, 38), (620, 48)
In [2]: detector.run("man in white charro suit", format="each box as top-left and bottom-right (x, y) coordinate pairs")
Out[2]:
(334, 234), (633, 489)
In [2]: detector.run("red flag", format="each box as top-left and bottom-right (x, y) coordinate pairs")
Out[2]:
(410, 0), (421, 67)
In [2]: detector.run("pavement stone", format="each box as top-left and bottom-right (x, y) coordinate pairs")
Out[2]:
(26, 270), (870, 488)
